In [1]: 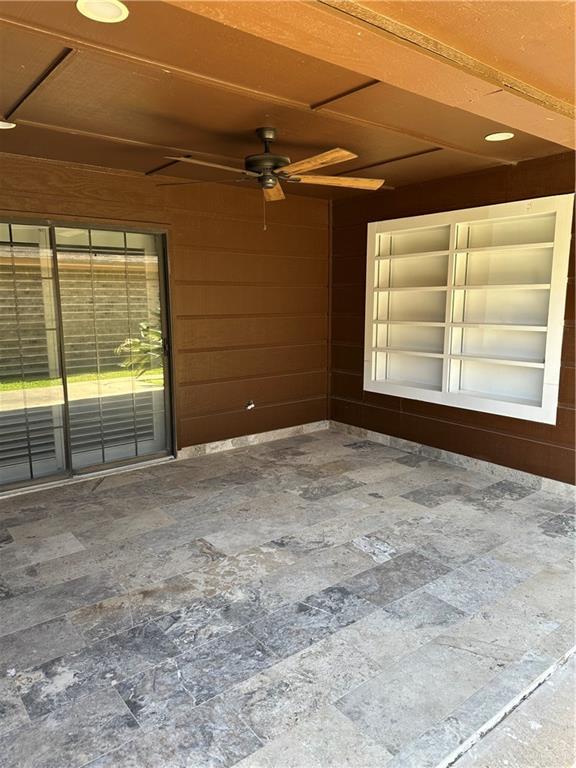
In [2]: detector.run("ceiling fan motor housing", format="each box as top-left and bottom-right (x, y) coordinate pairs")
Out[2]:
(245, 153), (290, 189)
(244, 153), (290, 174)
(245, 126), (290, 184)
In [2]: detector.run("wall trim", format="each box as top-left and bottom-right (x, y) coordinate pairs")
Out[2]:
(330, 420), (575, 499)
(177, 420), (330, 458)
(4, 417), (573, 501)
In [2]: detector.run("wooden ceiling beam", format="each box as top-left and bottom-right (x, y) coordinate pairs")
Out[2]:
(13, 107), (517, 173)
(0, 16), (522, 168)
(320, 0), (573, 118)
(5, 121), (471, 188)
(316, 106), (516, 165)
(12, 118), (243, 164)
(0, 15), (307, 110)
(165, 0), (574, 149)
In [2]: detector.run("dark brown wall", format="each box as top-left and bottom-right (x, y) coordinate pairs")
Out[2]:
(0, 154), (329, 449)
(331, 152), (575, 484)
(3, 151), (573, 481)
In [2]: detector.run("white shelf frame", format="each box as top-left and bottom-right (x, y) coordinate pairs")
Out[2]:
(374, 348), (444, 358)
(451, 283), (551, 290)
(364, 194), (574, 424)
(374, 241), (555, 261)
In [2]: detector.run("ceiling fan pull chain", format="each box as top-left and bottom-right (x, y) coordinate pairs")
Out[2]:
(263, 194), (267, 231)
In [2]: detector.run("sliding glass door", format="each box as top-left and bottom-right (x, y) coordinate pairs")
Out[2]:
(0, 222), (172, 489)
(55, 227), (170, 471)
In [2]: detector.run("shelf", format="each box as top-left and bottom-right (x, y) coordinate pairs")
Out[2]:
(383, 252), (449, 290)
(377, 285), (550, 296)
(449, 354), (544, 368)
(452, 326), (547, 365)
(381, 323), (445, 354)
(374, 349), (443, 390)
(376, 249), (449, 261)
(374, 347), (444, 358)
(457, 247), (553, 286)
(464, 214), (556, 250)
(459, 288), (550, 326)
(453, 389), (541, 407)
(451, 358), (544, 405)
(374, 320), (548, 333)
(366, 194), (573, 424)
(388, 290), (447, 323)
(452, 284), (550, 291)
(389, 380), (442, 392)
(387, 225), (451, 257)
(376, 321), (446, 327)
(375, 350), (544, 366)
(375, 243), (554, 261)
(373, 373), (442, 392)
(376, 320), (446, 327)
(387, 353), (443, 388)
(453, 242), (554, 254)
(449, 323), (547, 331)
(375, 286), (448, 293)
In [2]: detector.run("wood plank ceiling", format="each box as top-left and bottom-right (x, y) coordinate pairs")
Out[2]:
(0, 0), (573, 198)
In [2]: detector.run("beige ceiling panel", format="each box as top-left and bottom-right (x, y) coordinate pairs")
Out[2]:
(343, 149), (498, 187)
(361, 1), (575, 105)
(166, 1), (572, 146)
(0, 0), (371, 106)
(14, 51), (435, 166)
(0, 123), (164, 172)
(0, 24), (67, 115)
(471, 89), (576, 152)
(322, 82), (567, 162)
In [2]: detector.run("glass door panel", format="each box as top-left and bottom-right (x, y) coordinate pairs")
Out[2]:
(0, 222), (171, 489)
(0, 224), (67, 486)
(55, 227), (169, 472)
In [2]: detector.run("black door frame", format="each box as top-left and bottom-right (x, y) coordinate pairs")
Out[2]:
(0, 218), (176, 492)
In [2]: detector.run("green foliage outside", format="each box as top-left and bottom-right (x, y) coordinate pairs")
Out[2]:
(0, 312), (165, 392)
(0, 367), (163, 392)
(114, 311), (164, 379)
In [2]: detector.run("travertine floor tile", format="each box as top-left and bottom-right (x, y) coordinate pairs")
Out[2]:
(0, 430), (572, 768)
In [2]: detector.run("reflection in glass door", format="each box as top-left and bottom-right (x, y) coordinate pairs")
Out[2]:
(0, 224), (67, 485)
(0, 222), (172, 489)
(55, 227), (170, 471)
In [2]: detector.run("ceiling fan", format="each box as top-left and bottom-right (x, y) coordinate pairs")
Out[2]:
(159, 127), (389, 201)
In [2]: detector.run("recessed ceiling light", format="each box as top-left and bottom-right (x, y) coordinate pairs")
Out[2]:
(0, 119), (16, 130)
(76, 0), (129, 23)
(484, 132), (515, 142)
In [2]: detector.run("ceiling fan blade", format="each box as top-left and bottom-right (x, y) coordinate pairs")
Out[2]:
(291, 175), (387, 190)
(277, 148), (357, 176)
(165, 156), (260, 177)
(263, 183), (285, 202)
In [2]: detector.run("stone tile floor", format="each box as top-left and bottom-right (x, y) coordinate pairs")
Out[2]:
(454, 654), (575, 768)
(0, 429), (573, 768)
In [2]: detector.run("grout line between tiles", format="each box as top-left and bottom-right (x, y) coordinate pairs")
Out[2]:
(444, 645), (576, 768)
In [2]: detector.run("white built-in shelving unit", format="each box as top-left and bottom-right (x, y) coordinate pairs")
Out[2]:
(364, 195), (574, 424)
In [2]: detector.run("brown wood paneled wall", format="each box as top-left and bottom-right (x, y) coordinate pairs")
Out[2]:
(2, 151), (572, 480)
(0, 154), (329, 449)
(331, 152), (575, 484)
